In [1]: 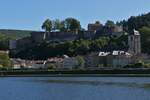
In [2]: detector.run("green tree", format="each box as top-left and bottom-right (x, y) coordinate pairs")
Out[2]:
(118, 12), (150, 31)
(52, 19), (63, 31)
(95, 21), (101, 24)
(139, 26), (150, 54)
(105, 20), (115, 27)
(75, 40), (90, 55)
(75, 56), (85, 69)
(42, 19), (52, 32)
(47, 63), (56, 70)
(64, 17), (81, 32)
(0, 52), (11, 67)
(90, 37), (110, 51)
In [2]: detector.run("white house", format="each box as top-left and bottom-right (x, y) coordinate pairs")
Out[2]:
(63, 57), (77, 69)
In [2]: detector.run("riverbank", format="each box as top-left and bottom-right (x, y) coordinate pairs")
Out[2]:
(1, 69), (150, 77)
(2, 74), (150, 77)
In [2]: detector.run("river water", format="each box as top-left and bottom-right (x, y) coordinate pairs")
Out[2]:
(0, 77), (150, 100)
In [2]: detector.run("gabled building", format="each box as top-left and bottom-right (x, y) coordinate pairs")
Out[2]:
(106, 51), (132, 68)
(84, 50), (133, 68)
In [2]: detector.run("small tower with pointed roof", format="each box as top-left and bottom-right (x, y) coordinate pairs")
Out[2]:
(128, 29), (141, 55)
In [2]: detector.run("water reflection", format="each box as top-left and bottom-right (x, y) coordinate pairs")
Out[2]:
(29, 78), (150, 90)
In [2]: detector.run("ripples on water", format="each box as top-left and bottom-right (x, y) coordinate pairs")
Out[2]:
(31, 77), (150, 89)
(1, 77), (150, 100)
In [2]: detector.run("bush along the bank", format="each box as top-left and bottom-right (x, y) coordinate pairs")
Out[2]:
(0, 52), (11, 68)
(124, 60), (150, 68)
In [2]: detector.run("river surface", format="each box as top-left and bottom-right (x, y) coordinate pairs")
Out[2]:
(0, 77), (150, 100)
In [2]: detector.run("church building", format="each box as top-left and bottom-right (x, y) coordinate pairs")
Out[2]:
(128, 29), (141, 55)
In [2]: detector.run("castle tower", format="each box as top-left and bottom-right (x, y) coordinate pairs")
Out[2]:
(128, 29), (141, 55)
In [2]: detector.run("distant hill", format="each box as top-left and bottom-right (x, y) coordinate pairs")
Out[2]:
(118, 12), (150, 31)
(0, 29), (33, 39)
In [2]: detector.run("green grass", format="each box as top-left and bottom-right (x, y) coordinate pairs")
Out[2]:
(0, 29), (32, 39)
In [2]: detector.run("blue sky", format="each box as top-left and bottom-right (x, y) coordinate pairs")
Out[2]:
(0, 0), (150, 30)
